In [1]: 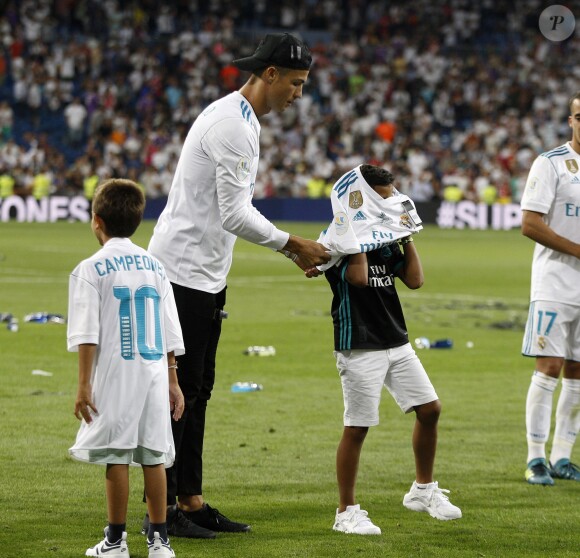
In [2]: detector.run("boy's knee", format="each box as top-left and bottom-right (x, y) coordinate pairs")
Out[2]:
(416, 399), (441, 424)
(344, 425), (369, 442)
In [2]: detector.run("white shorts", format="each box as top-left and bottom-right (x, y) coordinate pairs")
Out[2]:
(523, 301), (580, 361)
(88, 446), (166, 466)
(334, 343), (438, 427)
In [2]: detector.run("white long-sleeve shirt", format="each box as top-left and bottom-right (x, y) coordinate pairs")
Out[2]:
(149, 91), (289, 293)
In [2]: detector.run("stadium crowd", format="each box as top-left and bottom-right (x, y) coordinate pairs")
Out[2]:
(0, 0), (578, 203)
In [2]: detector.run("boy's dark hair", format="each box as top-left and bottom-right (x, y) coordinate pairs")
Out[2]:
(360, 164), (394, 188)
(92, 179), (145, 238)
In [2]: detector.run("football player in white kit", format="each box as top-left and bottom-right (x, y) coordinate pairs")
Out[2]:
(146, 33), (330, 538)
(522, 91), (580, 485)
(68, 179), (185, 557)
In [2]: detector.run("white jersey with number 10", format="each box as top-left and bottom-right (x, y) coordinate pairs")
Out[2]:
(67, 237), (184, 465)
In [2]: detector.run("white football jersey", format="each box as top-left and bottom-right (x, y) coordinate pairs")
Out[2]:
(521, 142), (580, 305)
(148, 91), (289, 293)
(68, 237), (185, 464)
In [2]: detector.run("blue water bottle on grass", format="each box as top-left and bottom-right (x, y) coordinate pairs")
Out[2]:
(431, 339), (453, 349)
(231, 382), (263, 393)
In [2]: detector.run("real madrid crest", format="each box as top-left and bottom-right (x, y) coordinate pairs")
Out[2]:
(349, 190), (363, 209)
(565, 159), (579, 174)
(399, 214), (412, 229)
(538, 336), (546, 350)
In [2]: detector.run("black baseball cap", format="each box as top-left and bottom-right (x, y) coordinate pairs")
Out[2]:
(232, 33), (312, 72)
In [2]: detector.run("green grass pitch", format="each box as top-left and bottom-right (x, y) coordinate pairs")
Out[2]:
(0, 220), (578, 557)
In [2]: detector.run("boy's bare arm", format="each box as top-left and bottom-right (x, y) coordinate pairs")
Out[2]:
(345, 253), (368, 287)
(74, 343), (98, 423)
(167, 351), (184, 421)
(397, 239), (424, 290)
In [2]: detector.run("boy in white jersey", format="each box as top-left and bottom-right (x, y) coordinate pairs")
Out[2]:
(68, 179), (185, 557)
(522, 91), (580, 485)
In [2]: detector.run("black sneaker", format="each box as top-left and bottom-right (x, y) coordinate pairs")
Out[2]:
(182, 503), (251, 533)
(142, 506), (217, 539)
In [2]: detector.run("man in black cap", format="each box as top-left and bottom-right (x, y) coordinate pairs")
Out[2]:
(146, 33), (330, 539)
(231, 32), (314, 115)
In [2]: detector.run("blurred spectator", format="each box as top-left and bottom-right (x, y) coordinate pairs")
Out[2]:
(83, 167), (99, 200)
(0, 139), (22, 168)
(443, 183), (463, 203)
(0, 101), (13, 141)
(463, 181), (480, 204)
(140, 164), (164, 199)
(64, 97), (88, 146)
(306, 171), (329, 198)
(481, 183), (498, 205)
(0, 167), (15, 198)
(32, 165), (52, 199)
(496, 180), (513, 204)
(408, 171), (435, 202)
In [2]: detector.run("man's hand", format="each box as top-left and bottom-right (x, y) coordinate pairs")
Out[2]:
(293, 256), (323, 277)
(304, 266), (322, 278)
(284, 236), (330, 268)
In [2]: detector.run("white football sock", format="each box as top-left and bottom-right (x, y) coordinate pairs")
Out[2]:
(550, 378), (580, 465)
(526, 371), (558, 463)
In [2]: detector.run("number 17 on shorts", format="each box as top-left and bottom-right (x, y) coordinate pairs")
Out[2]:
(522, 301), (580, 360)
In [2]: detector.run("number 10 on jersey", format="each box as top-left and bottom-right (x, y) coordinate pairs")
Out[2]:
(113, 285), (163, 361)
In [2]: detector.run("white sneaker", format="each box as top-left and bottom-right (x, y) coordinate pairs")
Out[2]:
(403, 481), (462, 520)
(332, 504), (381, 535)
(86, 529), (129, 557)
(148, 531), (176, 558)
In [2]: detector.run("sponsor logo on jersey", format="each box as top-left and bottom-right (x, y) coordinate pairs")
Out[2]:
(565, 159), (579, 173)
(368, 264), (394, 287)
(371, 229), (393, 241)
(352, 210), (367, 221)
(360, 238), (393, 252)
(334, 211), (349, 236)
(571, 176), (580, 184)
(236, 157), (251, 182)
(564, 203), (580, 216)
(349, 190), (363, 208)
(368, 275), (394, 288)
